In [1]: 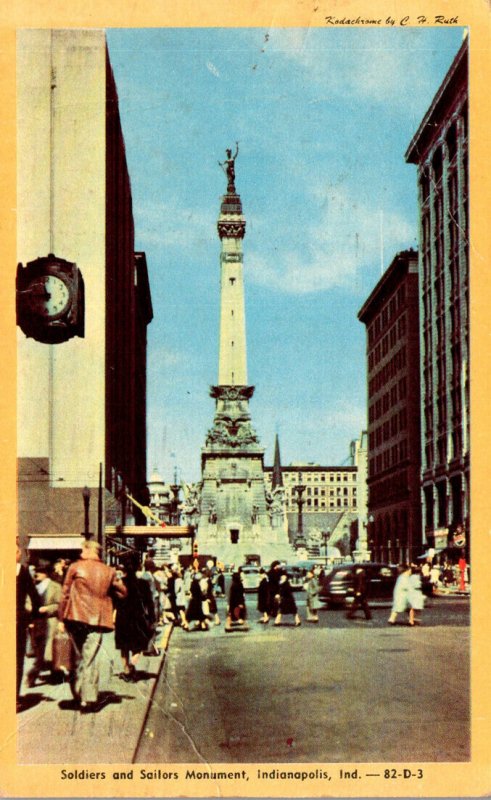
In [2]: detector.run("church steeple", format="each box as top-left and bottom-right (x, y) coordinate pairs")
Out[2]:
(272, 433), (283, 489)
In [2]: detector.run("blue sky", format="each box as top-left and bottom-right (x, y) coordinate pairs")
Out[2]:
(106, 26), (465, 483)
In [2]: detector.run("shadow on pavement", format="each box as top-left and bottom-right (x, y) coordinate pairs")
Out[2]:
(17, 693), (48, 712)
(58, 690), (133, 713)
(132, 670), (159, 682)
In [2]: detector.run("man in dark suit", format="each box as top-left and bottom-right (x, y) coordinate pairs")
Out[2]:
(16, 544), (40, 710)
(58, 540), (126, 712)
(346, 567), (372, 621)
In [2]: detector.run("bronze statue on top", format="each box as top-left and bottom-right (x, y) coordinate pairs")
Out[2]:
(219, 142), (239, 193)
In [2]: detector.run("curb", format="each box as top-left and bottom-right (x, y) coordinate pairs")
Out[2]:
(131, 622), (174, 763)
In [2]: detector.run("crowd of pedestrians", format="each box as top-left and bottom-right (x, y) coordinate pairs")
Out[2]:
(17, 542), (468, 714)
(16, 544), (194, 713)
(16, 545), (235, 712)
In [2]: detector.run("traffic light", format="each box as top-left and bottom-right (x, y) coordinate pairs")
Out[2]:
(193, 540), (199, 557)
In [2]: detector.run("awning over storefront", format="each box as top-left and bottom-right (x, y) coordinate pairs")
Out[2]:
(28, 536), (85, 550)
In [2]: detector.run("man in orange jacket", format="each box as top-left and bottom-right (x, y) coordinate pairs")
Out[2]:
(58, 540), (127, 712)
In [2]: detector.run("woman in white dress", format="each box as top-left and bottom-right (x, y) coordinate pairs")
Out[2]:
(388, 564), (412, 624)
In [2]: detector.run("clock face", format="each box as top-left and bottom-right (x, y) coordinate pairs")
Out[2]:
(27, 274), (71, 319)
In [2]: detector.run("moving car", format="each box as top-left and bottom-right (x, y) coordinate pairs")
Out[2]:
(319, 562), (398, 606)
(240, 565), (262, 592)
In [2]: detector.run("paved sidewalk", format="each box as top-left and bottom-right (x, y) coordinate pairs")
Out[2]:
(17, 624), (173, 765)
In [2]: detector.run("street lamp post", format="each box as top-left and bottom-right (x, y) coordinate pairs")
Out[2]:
(294, 471), (307, 549)
(321, 528), (331, 565)
(170, 485), (181, 525)
(82, 485), (92, 541)
(170, 468), (181, 526)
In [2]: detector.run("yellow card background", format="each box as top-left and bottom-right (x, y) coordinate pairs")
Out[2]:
(1, 0), (490, 797)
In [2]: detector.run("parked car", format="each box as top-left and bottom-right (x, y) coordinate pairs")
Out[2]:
(239, 565), (262, 592)
(319, 562), (398, 606)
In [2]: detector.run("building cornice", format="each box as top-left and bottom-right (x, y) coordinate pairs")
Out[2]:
(357, 249), (418, 324)
(405, 36), (468, 165)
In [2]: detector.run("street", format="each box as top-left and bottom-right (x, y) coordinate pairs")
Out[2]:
(135, 593), (469, 764)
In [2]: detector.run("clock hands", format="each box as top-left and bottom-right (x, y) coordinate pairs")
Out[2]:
(19, 284), (51, 298)
(31, 285), (52, 300)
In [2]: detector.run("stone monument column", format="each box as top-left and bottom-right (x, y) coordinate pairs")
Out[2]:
(197, 146), (291, 565)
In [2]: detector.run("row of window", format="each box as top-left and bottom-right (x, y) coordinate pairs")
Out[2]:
(279, 472), (355, 483)
(369, 346), (407, 395)
(367, 285), (407, 347)
(286, 497), (356, 510)
(287, 486), (357, 498)
(424, 423), (465, 469)
(368, 315), (407, 371)
(369, 468), (409, 505)
(369, 439), (408, 476)
(369, 409), (408, 450)
(420, 111), (466, 202)
(368, 377), (407, 423)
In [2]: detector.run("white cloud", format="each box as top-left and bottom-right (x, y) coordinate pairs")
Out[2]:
(206, 61), (220, 78)
(147, 345), (185, 373)
(247, 187), (415, 294)
(134, 199), (214, 250)
(266, 28), (449, 114)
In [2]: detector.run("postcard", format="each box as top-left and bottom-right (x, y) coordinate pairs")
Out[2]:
(1, 0), (490, 797)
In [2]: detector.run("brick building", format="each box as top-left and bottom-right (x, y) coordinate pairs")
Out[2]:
(358, 249), (422, 563)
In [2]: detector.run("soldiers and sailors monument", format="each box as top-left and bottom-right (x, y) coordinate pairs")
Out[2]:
(190, 145), (291, 565)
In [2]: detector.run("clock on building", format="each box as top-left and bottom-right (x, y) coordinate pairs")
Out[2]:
(16, 253), (85, 344)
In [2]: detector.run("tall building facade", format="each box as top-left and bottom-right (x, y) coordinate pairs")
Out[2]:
(405, 37), (469, 555)
(197, 151), (290, 564)
(358, 250), (422, 563)
(17, 30), (152, 557)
